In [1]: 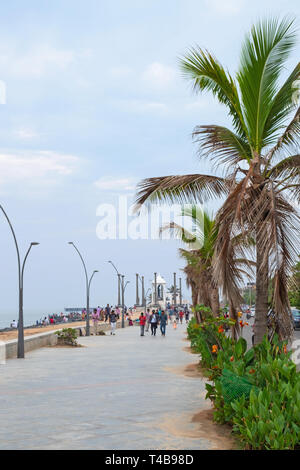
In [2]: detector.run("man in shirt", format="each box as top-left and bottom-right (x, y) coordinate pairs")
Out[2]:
(150, 310), (159, 336)
(160, 311), (168, 336)
(139, 312), (146, 336)
(109, 310), (117, 335)
(105, 304), (111, 322)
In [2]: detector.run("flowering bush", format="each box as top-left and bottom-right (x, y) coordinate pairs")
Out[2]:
(187, 316), (300, 449)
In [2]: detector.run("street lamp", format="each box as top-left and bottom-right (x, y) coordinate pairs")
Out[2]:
(68, 242), (98, 336)
(108, 260), (121, 306)
(0, 204), (39, 358)
(121, 275), (130, 328)
(137, 275), (146, 310)
(145, 287), (151, 308)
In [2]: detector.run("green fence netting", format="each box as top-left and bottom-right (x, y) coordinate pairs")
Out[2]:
(219, 368), (260, 403)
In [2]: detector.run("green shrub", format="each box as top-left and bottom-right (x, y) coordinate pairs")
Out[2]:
(55, 328), (78, 346)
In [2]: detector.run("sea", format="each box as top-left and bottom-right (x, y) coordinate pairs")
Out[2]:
(0, 309), (63, 329)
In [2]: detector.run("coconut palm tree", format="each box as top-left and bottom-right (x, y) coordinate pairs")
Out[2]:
(136, 17), (300, 343)
(161, 206), (255, 338)
(161, 207), (220, 314)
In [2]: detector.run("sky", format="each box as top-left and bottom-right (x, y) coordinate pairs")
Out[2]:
(0, 0), (299, 319)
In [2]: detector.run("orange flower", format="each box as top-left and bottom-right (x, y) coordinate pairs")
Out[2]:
(238, 312), (242, 318)
(249, 369), (255, 374)
(230, 356), (234, 362)
(218, 326), (224, 333)
(212, 345), (218, 354)
(283, 344), (287, 354)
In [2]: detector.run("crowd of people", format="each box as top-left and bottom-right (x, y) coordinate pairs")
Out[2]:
(9, 304), (191, 337)
(136, 306), (190, 337)
(88, 304), (191, 336)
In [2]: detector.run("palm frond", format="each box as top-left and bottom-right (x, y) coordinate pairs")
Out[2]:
(192, 125), (252, 169)
(135, 174), (230, 208)
(265, 106), (300, 164)
(263, 64), (300, 152)
(180, 48), (247, 138)
(268, 154), (300, 180)
(237, 16), (297, 151)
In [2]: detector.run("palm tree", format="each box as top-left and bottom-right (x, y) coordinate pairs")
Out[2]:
(161, 207), (220, 315)
(136, 17), (300, 343)
(161, 206), (254, 338)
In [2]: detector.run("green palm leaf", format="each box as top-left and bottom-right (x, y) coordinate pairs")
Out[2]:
(180, 48), (247, 138)
(237, 16), (297, 152)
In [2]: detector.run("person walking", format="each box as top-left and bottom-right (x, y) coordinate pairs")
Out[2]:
(185, 310), (190, 323)
(105, 304), (111, 322)
(179, 310), (184, 324)
(150, 310), (159, 336)
(115, 306), (121, 320)
(139, 312), (146, 336)
(109, 310), (117, 335)
(92, 308), (100, 335)
(160, 310), (168, 336)
(145, 308), (151, 332)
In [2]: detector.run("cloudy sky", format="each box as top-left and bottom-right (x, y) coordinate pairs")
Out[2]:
(0, 0), (299, 318)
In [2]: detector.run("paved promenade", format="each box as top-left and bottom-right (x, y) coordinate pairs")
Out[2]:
(0, 322), (232, 450)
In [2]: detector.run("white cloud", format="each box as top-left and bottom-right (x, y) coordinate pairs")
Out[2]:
(0, 45), (92, 78)
(205, 0), (245, 14)
(0, 150), (80, 187)
(143, 62), (176, 89)
(14, 127), (39, 140)
(94, 177), (136, 192)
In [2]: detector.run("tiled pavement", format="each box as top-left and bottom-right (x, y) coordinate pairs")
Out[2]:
(0, 323), (213, 450)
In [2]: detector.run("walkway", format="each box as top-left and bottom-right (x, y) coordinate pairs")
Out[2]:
(0, 323), (233, 450)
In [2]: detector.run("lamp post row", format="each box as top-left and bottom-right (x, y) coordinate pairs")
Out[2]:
(108, 261), (130, 329)
(1, 204), (184, 359)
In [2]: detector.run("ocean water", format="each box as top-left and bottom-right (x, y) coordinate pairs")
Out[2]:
(0, 309), (63, 329)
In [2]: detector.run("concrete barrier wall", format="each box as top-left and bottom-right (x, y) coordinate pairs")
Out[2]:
(4, 320), (132, 360)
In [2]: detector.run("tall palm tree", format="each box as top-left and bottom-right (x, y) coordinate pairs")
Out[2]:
(136, 17), (300, 343)
(161, 207), (220, 314)
(161, 206), (254, 338)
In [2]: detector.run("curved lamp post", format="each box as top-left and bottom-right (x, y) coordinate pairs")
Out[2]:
(108, 260), (121, 306)
(0, 204), (39, 358)
(121, 276), (130, 328)
(68, 242), (98, 336)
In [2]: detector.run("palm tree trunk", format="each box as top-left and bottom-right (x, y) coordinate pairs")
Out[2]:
(229, 301), (240, 340)
(253, 242), (269, 344)
(209, 285), (220, 316)
(191, 284), (198, 307)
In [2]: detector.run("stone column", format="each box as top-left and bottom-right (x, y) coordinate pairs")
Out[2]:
(141, 275), (145, 309)
(136, 273), (140, 306)
(179, 277), (182, 306)
(173, 272), (177, 306)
